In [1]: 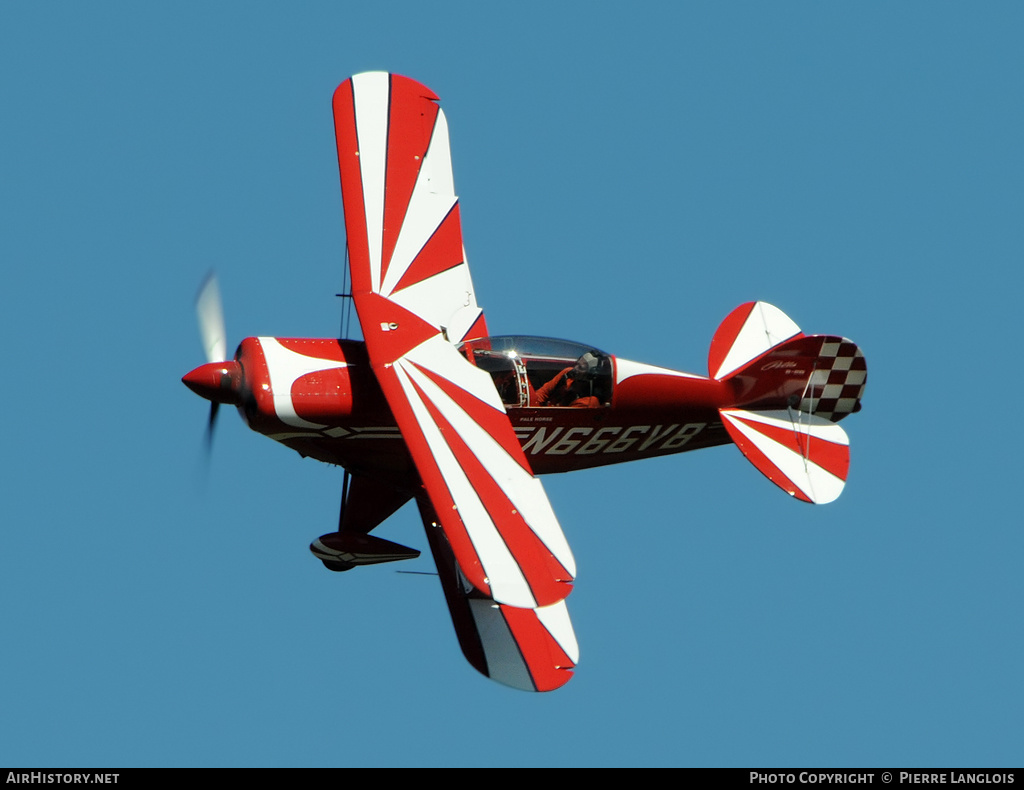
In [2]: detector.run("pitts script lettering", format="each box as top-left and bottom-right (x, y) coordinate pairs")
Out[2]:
(516, 423), (706, 456)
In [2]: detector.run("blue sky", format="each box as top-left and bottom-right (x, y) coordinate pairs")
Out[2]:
(2, 2), (1021, 767)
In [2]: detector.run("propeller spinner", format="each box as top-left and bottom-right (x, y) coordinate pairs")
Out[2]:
(184, 273), (242, 451)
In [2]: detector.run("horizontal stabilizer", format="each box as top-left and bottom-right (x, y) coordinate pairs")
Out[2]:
(720, 408), (850, 504)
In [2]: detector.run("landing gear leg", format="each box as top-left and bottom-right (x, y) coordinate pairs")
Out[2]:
(320, 469), (356, 572)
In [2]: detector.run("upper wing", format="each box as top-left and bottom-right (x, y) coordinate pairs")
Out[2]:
(333, 73), (575, 609)
(333, 71), (487, 344)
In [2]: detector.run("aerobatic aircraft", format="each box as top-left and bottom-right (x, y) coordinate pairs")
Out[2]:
(183, 72), (867, 692)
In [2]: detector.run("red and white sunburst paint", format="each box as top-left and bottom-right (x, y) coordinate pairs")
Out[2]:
(182, 73), (868, 692)
(334, 72), (577, 611)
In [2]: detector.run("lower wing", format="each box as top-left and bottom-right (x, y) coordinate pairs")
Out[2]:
(419, 500), (578, 692)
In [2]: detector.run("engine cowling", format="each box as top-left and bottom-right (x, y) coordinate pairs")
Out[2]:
(233, 337), (390, 433)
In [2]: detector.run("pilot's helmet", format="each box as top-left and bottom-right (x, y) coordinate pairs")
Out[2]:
(570, 351), (601, 381)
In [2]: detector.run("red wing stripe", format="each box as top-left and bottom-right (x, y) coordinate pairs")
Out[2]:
(333, 80), (373, 295)
(391, 202), (465, 295)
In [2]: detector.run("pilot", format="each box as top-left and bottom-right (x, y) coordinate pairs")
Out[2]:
(535, 352), (601, 407)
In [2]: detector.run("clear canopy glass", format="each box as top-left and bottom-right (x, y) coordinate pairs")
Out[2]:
(458, 335), (612, 408)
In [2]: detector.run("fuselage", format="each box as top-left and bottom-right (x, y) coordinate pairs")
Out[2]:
(184, 335), (738, 480)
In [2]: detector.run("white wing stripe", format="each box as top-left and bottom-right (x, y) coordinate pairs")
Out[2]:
(351, 71), (389, 294)
(417, 107), (455, 196)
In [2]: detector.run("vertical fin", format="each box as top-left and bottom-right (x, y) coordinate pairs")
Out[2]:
(709, 301), (803, 381)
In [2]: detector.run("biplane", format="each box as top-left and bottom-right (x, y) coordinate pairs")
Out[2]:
(183, 72), (867, 692)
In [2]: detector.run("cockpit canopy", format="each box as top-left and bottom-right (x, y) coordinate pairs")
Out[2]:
(458, 335), (612, 408)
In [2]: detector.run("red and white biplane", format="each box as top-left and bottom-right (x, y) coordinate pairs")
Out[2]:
(183, 72), (867, 692)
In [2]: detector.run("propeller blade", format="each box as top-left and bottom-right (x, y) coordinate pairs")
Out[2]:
(204, 401), (220, 455)
(192, 272), (229, 462)
(196, 272), (227, 364)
